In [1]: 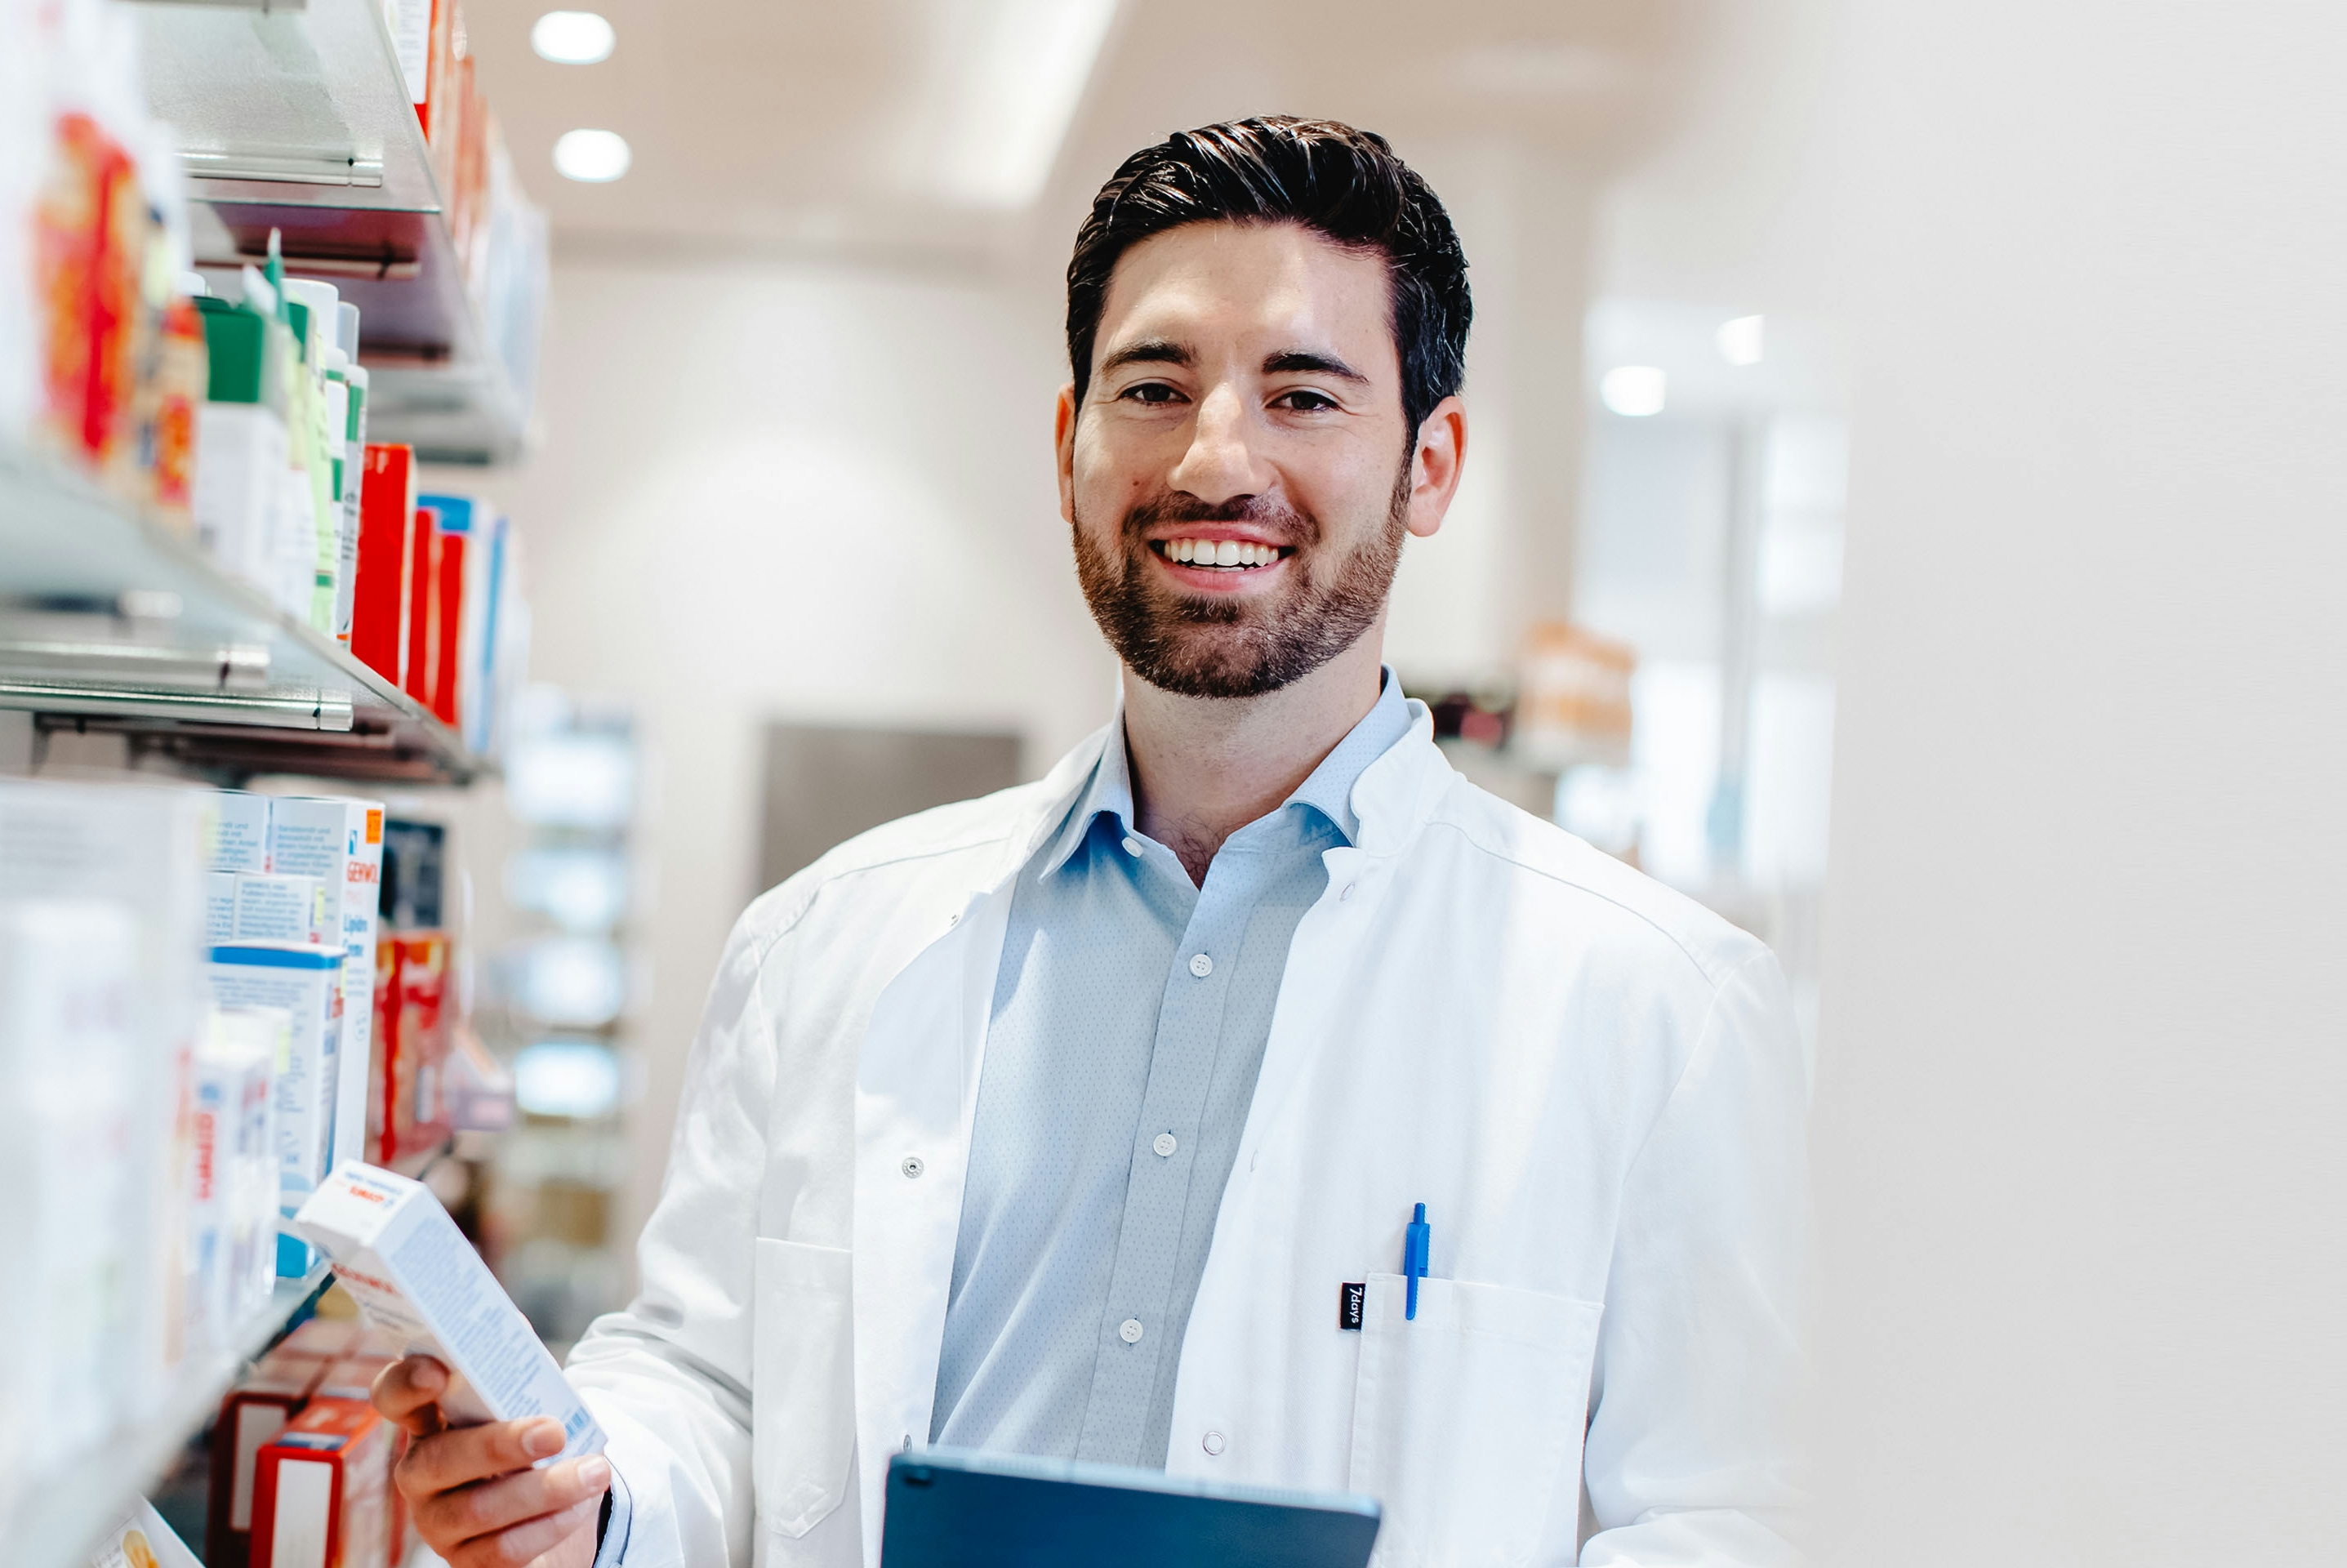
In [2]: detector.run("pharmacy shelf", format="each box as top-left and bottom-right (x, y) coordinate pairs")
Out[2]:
(0, 450), (483, 784)
(136, 0), (532, 463)
(11, 1262), (334, 1568)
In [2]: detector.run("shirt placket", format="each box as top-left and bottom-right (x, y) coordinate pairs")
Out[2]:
(1073, 851), (1253, 1464)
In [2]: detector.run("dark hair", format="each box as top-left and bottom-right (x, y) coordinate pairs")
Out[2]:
(1066, 116), (1472, 438)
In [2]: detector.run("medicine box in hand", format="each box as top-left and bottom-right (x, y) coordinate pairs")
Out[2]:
(291, 1165), (605, 1463)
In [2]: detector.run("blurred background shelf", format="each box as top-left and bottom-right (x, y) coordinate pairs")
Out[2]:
(11, 1262), (332, 1568)
(0, 450), (482, 784)
(135, 0), (540, 463)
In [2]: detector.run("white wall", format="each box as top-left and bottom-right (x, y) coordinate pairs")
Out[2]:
(465, 258), (1115, 1249)
(1601, 0), (2347, 1557)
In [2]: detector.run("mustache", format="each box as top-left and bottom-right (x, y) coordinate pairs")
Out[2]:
(1120, 492), (1320, 548)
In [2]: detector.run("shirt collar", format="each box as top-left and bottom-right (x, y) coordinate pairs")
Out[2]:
(1035, 667), (1412, 879)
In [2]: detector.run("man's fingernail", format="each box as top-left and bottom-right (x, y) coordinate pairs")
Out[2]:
(412, 1360), (444, 1388)
(577, 1456), (611, 1490)
(525, 1421), (564, 1457)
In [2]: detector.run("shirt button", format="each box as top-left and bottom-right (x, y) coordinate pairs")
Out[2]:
(1201, 1430), (1226, 1456)
(900, 1155), (925, 1179)
(1187, 952), (1214, 978)
(1121, 835), (1143, 857)
(1119, 1318), (1145, 1344)
(1339, 882), (1356, 901)
(1152, 1132), (1178, 1158)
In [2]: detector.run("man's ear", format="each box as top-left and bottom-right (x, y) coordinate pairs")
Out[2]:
(1404, 394), (1468, 540)
(1054, 382), (1079, 523)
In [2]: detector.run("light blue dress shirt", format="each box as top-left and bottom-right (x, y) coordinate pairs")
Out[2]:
(928, 670), (1414, 1468)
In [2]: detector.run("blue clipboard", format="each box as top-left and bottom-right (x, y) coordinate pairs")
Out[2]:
(880, 1447), (1382, 1568)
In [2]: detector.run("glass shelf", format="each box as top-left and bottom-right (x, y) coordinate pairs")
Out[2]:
(136, 0), (532, 462)
(0, 448), (481, 784)
(7, 1262), (334, 1568)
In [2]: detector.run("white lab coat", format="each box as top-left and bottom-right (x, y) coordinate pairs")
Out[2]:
(568, 706), (1807, 1568)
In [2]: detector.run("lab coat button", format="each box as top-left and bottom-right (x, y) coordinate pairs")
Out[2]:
(1119, 1317), (1144, 1344)
(1187, 952), (1214, 978)
(1122, 835), (1144, 857)
(900, 1155), (925, 1179)
(1201, 1430), (1226, 1456)
(1152, 1132), (1177, 1158)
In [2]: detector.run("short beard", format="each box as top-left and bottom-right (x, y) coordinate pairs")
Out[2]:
(1071, 461), (1412, 700)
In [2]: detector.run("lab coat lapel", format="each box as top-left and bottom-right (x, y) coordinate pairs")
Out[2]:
(1168, 710), (1457, 1478)
(846, 725), (1109, 1552)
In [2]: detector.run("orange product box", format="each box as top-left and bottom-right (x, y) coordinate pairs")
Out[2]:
(249, 1396), (398, 1568)
(207, 1349), (330, 1568)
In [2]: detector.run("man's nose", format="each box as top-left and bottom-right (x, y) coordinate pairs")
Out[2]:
(1166, 383), (1266, 506)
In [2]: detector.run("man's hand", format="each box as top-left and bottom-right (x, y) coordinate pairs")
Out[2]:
(373, 1356), (609, 1568)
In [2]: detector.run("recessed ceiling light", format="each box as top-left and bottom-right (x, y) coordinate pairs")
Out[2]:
(1601, 365), (1667, 416)
(1717, 314), (1765, 367)
(553, 128), (630, 183)
(532, 10), (614, 65)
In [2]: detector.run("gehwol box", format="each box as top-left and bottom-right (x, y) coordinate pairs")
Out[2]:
(291, 1165), (605, 1463)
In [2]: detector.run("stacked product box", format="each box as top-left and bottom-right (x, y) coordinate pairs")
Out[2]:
(0, 780), (207, 1522)
(201, 791), (385, 1275)
(207, 1321), (412, 1568)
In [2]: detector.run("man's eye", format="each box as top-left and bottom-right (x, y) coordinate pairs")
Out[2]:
(1120, 381), (1183, 404)
(1276, 389), (1339, 412)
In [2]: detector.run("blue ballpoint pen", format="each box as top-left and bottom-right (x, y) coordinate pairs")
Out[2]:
(1403, 1202), (1430, 1321)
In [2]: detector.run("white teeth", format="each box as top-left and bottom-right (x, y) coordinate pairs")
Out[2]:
(1162, 537), (1282, 566)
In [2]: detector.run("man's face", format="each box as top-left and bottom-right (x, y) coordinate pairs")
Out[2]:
(1057, 220), (1457, 698)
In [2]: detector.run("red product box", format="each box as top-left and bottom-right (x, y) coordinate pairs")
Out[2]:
(207, 1350), (330, 1568)
(430, 519), (466, 726)
(403, 507), (440, 710)
(375, 932), (452, 1165)
(249, 1396), (398, 1568)
(352, 446), (417, 680)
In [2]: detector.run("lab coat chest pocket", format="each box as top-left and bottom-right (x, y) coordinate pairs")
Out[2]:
(752, 1237), (855, 1539)
(1347, 1275), (1602, 1567)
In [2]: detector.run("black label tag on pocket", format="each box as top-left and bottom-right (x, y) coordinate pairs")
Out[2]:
(1339, 1281), (1365, 1330)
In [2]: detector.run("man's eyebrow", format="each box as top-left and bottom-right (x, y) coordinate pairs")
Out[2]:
(1263, 348), (1369, 384)
(1098, 337), (1191, 376)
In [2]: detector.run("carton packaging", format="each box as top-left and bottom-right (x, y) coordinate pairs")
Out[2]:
(266, 798), (385, 1176)
(205, 871), (238, 942)
(211, 791), (273, 873)
(207, 1349), (327, 1568)
(208, 942), (341, 1275)
(0, 782), (208, 1426)
(190, 1004), (286, 1345)
(0, 898), (140, 1483)
(249, 1397), (397, 1568)
(352, 444), (417, 684)
(232, 872), (328, 947)
(87, 1498), (203, 1568)
(292, 1165), (605, 1462)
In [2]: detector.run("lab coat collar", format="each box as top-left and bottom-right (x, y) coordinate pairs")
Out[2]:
(1031, 668), (1425, 883)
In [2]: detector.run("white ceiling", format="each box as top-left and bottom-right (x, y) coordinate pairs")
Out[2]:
(463, 0), (1706, 266)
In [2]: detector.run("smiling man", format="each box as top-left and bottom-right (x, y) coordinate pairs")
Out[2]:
(375, 118), (1806, 1568)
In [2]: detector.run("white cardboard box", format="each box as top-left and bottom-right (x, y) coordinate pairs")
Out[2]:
(207, 791), (271, 874)
(229, 872), (327, 947)
(292, 1165), (605, 1463)
(265, 798), (384, 1174)
(207, 942), (341, 1276)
